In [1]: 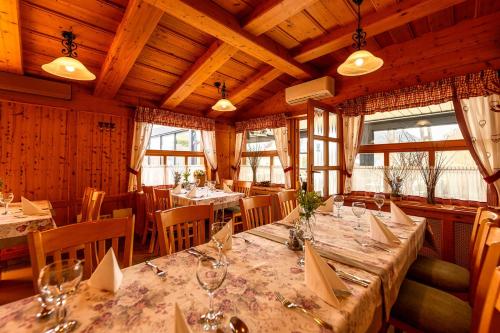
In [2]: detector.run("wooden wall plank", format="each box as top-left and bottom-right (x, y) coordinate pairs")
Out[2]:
(0, 0), (23, 74)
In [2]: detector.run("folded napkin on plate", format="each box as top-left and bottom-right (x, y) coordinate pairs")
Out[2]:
(87, 248), (123, 293)
(305, 241), (350, 307)
(172, 184), (182, 194)
(369, 213), (400, 245)
(172, 303), (192, 333)
(281, 205), (300, 225)
(222, 183), (233, 193)
(21, 197), (46, 215)
(211, 220), (232, 250)
(186, 187), (198, 198)
(317, 196), (334, 213)
(390, 201), (414, 225)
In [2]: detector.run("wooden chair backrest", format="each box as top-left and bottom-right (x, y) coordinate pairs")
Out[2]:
(471, 225), (500, 332)
(88, 191), (105, 221)
(476, 266), (500, 333)
(240, 195), (273, 231)
(143, 186), (156, 216)
(277, 190), (297, 219)
(470, 218), (500, 304)
(233, 181), (252, 197)
(154, 188), (172, 211)
(470, 207), (498, 255)
(28, 218), (134, 290)
(80, 187), (95, 222)
(112, 208), (133, 218)
(156, 204), (214, 256)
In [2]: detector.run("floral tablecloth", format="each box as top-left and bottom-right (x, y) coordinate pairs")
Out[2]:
(0, 201), (56, 246)
(0, 209), (426, 333)
(171, 188), (244, 210)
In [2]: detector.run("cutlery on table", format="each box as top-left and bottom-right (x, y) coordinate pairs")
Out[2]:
(327, 262), (369, 287)
(187, 248), (217, 261)
(275, 292), (332, 330)
(354, 239), (392, 253)
(232, 235), (252, 244)
(145, 260), (166, 278)
(229, 316), (249, 333)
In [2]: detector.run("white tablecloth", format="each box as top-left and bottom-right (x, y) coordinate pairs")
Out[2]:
(171, 188), (244, 210)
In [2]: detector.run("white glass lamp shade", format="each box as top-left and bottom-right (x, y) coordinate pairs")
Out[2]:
(212, 98), (237, 112)
(337, 50), (383, 76)
(42, 56), (96, 81)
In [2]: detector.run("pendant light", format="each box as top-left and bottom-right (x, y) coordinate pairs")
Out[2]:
(42, 31), (96, 81)
(212, 82), (236, 111)
(337, 0), (383, 76)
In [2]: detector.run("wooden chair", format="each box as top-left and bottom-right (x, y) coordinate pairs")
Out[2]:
(225, 180), (252, 231)
(276, 190), (297, 219)
(476, 266), (500, 333)
(221, 179), (233, 189)
(240, 195), (273, 231)
(78, 187), (95, 222)
(27, 217), (134, 291)
(154, 188), (172, 211)
(390, 221), (500, 333)
(155, 204), (214, 256)
(141, 186), (157, 253)
(407, 207), (498, 297)
(233, 181), (252, 197)
(88, 191), (105, 221)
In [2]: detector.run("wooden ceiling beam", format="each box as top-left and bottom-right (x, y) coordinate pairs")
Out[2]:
(293, 0), (466, 63)
(143, 0), (318, 79)
(94, 0), (163, 98)
(0, 0), (23, 74)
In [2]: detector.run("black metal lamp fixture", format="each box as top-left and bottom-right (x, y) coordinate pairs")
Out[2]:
(337, 0), (384, 76)
(212, 82), (236, 111)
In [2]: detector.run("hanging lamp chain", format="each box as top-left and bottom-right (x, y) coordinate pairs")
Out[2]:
(61, 31), (78, 58)
(351, 0), (367, 50)
(214, 81), (228, 99)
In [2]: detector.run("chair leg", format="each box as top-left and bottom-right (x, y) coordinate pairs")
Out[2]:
(141, 221), (149, 245)
(148, 226), (157, 254)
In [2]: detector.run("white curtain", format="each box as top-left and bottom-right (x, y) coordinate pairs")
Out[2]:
(343, 115), (364, 193)
(232, 131), (246, 181)
(201, 130), (219, 182)
(458, 94), (500, 205)
(273, 126), (291, 188)
(128, 121), (152, 191)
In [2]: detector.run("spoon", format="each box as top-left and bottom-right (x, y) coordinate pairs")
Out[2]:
(145, 260), (166, 278)
(229, 316), (249, 333)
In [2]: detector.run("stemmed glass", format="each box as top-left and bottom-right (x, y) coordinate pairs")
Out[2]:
(297, 218), (315, 267)
(0, 192), (14, 215)
(211, 222), (230, 265)
(351, 202), (366, 231)
(333, 195), (344, 218)
(38, 259), (83, 333)
(374, 193), (385, 217)
(196, 254), (228, 331)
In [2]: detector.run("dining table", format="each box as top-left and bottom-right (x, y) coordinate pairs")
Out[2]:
(0, 200), (56, 249)
(0, 208), (426, 333)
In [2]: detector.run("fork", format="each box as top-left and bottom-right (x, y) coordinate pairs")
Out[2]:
(354, 239), (392, 253)
(187, 248), (217, 261)
(327, 262), (370, 287)
(232, 235), (252, 244)
(145, 260), (166, 278)
(275, 292), (333, 330)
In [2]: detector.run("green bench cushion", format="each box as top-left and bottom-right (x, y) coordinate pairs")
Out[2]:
(225, 206), (240, 214)
(392, 279), (471, 333)
(407, 255), (470, 292)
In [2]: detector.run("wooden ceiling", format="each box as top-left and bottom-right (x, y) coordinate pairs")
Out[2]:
(1, 0), (499, 120)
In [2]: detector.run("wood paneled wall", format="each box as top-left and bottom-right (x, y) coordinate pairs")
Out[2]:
(0, 85), (133, 226)
(215, 122), (235, 181)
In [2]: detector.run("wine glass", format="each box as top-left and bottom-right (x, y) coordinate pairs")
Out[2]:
(211, 222), (230, 265)
(297, 218), (315, 267)
(374, 193), (385, 217)
(0, 192), (14, 215)
(333, 195), (344, 218)
(196, 254), (228, 331)
(38, 259), (83, 333)
(351, 202), (366, 231)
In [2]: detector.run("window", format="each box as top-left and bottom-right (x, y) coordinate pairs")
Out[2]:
(141, 125), (206, 186)
(239, 129), (285, 185)
(352, 102), (486, 202)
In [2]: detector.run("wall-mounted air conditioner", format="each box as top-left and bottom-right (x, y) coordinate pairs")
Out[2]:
(285, 76), (334, 105)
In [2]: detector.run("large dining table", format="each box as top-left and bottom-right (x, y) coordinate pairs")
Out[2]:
(0, 209), (426, 333)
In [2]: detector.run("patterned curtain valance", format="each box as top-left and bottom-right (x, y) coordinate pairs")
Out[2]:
(337, 69), (499, 116)
(235, 113), (287, 133)
(135, 106), (215, 131)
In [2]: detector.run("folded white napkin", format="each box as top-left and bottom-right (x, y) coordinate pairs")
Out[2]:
(369, 213), (400, 245)
(172, 303), (192, 333)
(317, 196), (334, 213)
(222, 183), (233, 193)
(88, 248), (123, 293)
(211, 220), (232, 250)
(186, 187), (198, 198)
(281, 205), (300, 225)
(21, 197), (46, 215)
(390, 202), (414, 225)
(172, 184), (182, 194)
(305, 241), (350, 307)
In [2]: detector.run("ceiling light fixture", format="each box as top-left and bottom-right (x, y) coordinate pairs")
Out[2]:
(337, 0), (384, 76)
(212, 82), (236, 112)
(42, 31), (96, 81)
